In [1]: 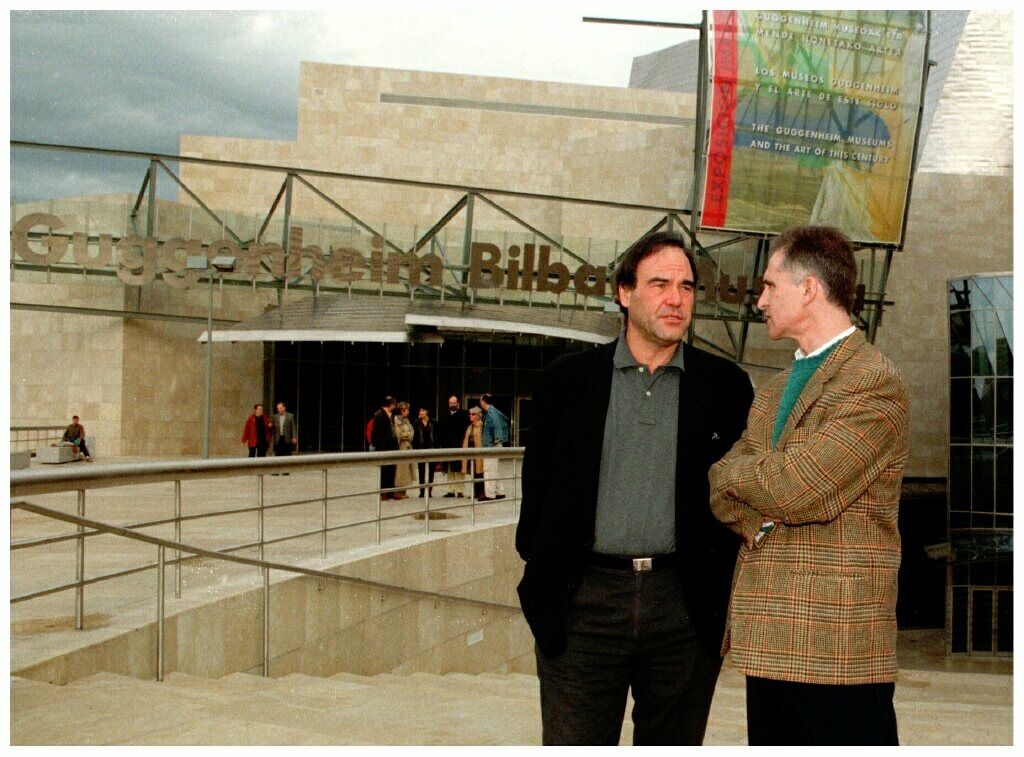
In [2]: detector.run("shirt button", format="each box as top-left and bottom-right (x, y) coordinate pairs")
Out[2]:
(638, 367), (644, 373)
(646, 391), (651, 397)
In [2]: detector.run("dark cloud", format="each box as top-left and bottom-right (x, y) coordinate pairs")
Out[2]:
(11, 10), (301, 200)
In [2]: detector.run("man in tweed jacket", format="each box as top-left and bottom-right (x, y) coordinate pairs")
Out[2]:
(709, 226), (909, 745)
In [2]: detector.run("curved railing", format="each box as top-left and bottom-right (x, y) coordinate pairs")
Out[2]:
(10, 448), (525, 679)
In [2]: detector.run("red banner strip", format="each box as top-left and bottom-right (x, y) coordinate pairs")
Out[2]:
(702, 10), (739, 227)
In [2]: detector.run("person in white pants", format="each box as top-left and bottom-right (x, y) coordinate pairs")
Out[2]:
(479, 394), (510, 500)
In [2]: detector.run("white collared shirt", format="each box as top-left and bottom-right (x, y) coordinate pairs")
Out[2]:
(794, 325), (857, 360)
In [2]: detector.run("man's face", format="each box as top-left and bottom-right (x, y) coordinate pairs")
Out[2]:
(618, 245), (695, 348)
(72, 416), (79, 424)
(255, 405), (263, 416)
(276, 403), (285, 414)
(418, 408), (428, 421)
(448, 397), (459, 411)
(479, 398), (489, 410)
(758, 250), (808, 341)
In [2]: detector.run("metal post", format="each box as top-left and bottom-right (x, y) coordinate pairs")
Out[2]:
(75, 489), (85, 630)
(157, 545), (165, 682)
(321, 469), (328, 559)
(262, 566), (270, 677)
(461, 193), (475, 296)
(471, 469), (476, 527)
(202, 272), (213, 459)
(279, 174), (294, 310)
(376, 484), (382, 545)
(146, 160), (157, 237)
(425, 465), (431, 535)
(688, 11), (710, 252)
(174, 479), (182, 598)
(513, 459), (519, 520)
(257, 473), (265, 567)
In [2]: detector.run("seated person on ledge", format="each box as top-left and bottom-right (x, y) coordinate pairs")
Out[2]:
(62, 415), (92, 461)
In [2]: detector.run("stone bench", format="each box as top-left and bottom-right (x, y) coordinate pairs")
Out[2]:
(36, 444), (80, 464)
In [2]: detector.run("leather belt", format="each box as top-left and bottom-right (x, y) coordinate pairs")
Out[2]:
(589, 552), (680, 572)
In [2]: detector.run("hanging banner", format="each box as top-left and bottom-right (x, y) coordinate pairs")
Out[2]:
(700, 10), (929, 245)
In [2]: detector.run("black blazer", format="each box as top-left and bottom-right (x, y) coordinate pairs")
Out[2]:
(370, 408), (398, 452)
(516, 339), (754, 658)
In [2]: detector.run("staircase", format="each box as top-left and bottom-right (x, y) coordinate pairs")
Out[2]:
(10, 664), (1012, 745)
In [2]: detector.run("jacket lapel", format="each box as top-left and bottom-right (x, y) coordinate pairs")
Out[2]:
(775, 330), (865, 449)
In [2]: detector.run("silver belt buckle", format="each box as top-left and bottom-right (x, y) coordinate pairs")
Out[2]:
(633, 557), (653, 572)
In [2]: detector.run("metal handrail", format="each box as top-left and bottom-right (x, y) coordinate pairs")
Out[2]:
(10, 447), (523, 496)
(10, 447), (524, 680)
(11, 499), (522, 681)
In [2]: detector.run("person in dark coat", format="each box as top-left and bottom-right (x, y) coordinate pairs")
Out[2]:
(516, 231), (754, 745)
(370, 396), (399, 500)
(412, 405), (436, 497)
(435, 394), (470, 498)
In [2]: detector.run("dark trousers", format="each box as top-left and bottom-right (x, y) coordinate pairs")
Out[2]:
(75, 439), (90, 458)
(472, 469), (485, 499)
(746, 676), (898, 746)
(535, 564), (722, 746)
(416, 462), (435, 496)
(379, 464), (396, 497)
(248, 445), (268, 458)
(273, 439), (293, 457)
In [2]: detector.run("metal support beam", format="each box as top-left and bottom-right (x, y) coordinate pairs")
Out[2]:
(461, 193), (475, 293)
(256, 178), (289, 243)
(474, 193), (590, 267)
(688, 11), (710, 253)
(156, 160), (243, 244)
(867, 249), (895, 343)
(292, 174), (403, 255)
(146, 160), (157, 237)
(203, 274), (214, 459)
(279, 174), (293, 308)
(736, 238), (767, 364)
(129, 169), (151, 236)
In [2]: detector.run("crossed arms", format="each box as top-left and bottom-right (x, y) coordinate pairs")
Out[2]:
(709, 366), (909, 546)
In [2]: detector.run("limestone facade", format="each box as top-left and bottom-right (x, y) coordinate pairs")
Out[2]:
(10, 13), (1013, 473)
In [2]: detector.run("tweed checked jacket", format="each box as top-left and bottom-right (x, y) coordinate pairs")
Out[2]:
(709, 330), (909, 685)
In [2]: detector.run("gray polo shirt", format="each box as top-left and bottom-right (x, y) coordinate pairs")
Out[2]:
(593, 336), (683, 556)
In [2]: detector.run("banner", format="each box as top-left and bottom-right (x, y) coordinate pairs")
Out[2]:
(700, 10), (929, 245)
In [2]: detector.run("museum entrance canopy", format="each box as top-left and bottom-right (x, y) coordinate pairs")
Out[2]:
(199, 296), (621, 345)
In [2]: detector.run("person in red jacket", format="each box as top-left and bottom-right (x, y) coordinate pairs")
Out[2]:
(241, 403), (273, 457)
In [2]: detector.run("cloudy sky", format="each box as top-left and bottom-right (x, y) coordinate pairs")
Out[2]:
(10, 5), (699, 202)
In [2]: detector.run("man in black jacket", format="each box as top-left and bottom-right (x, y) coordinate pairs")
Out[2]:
(371, 396), (399, 501)
(516, 231), (753, 745)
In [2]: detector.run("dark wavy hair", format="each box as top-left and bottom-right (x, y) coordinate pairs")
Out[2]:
(612, 231), (698, 316)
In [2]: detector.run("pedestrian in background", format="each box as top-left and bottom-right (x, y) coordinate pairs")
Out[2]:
(479, 393), (510, 500)
(371, 396), (399, 500)
(241, 403), (272, 457)
(393, 401), (415, 499)
(462, 406), (486, 499)
(413, 405), (436, 497)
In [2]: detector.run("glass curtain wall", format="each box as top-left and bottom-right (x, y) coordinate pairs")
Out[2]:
(947, 274), (1013, 654)
(267, 334), (586, 453)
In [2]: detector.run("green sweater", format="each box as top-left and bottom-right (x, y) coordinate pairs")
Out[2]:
(772, 342), (841, 449)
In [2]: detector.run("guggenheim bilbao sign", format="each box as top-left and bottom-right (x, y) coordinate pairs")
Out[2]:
(11, 212), (867, 312)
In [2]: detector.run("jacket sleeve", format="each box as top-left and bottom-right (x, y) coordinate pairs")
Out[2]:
(516, 361), (560, 561)
(708, 370), (763, 545)
(711, 367), (908, 526)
